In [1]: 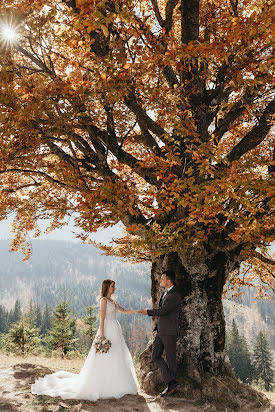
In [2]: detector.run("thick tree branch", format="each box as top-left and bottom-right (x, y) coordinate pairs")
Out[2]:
(151, 0), (164, 27)
(45, 140), (77, 169)
(229, 0), (239, 17)
(181, 0), (199, 43)
(162, 66), (180, 89)
(16, 46), (55, 76)
(138, 124), (163, 157)
(104, 104), (117, 143)
(214, 89), (261, 144)
(71, 133), (99, 165)
(79, 122), (110, 171)
(164, 0), (180, 33)
(227, 100), (275, 163)
(121, 210), (148, 234)
(124, 94), (167, 140)
(253, 251), (275, 267)
(204, 86), (234, 132)
(79, 117), (160, 186)
(115, 148), (159, 187)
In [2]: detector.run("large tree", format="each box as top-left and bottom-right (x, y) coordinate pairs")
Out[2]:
(0, 0), (274, 402)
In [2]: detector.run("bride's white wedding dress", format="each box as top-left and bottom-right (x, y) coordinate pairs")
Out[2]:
(31, 299), (139, 401)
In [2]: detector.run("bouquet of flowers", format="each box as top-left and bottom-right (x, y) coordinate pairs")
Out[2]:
(94, 337), (112, 354)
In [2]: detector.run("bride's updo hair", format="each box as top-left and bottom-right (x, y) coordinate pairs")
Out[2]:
(100, 279), (115, 298)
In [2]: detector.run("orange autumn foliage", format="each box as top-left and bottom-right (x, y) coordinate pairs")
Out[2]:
(0, 0), (274, 293)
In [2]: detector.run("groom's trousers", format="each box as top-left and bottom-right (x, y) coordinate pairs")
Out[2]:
(152, 333), (177, 384)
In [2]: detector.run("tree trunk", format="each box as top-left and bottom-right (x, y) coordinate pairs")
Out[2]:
(137, 247), (270, 410)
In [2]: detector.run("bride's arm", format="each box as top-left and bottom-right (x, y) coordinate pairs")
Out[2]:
(117, 303), (138, 314)
(99, 298), (107, 338)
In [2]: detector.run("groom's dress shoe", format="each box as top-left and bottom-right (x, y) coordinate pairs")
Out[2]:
(160, 386), (169, 397)
(160, 381), (179, 397)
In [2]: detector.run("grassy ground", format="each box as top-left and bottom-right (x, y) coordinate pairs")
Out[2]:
(250, 389), (275, 408)
(263, 390), (275, 402)
(0, 352), (86, 373)
(250, 382), (275, 403)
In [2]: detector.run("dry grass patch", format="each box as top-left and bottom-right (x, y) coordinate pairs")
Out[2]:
(0, 352), (86, 373)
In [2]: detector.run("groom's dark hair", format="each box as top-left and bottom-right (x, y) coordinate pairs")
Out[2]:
(162, 270), (176, 285)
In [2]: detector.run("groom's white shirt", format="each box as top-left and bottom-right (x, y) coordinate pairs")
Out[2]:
(162, 285), (174, 301)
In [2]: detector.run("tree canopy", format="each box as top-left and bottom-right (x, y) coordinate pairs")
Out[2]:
(0, 0), (274, 293)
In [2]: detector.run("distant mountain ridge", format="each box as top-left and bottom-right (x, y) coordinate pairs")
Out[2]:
(0, 239), (151, 315)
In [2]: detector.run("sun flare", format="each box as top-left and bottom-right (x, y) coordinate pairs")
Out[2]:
(0, 22), (19, 46)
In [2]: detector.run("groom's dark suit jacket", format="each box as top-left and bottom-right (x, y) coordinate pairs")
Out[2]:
(147, 287), (181, 335)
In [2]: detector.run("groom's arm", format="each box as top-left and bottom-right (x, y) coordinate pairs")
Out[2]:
(140, 294), (181, 316)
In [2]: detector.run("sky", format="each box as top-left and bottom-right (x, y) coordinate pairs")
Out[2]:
(0, 216), (123, 244)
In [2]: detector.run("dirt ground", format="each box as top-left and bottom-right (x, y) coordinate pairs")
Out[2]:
(0, 356), (274, 412)
(0, 363), (210, 412)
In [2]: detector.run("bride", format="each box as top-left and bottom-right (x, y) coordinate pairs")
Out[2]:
(31, 279), (140, 401)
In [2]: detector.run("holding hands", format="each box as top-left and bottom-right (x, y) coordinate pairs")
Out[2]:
(125, 309), (148, 315)
(136, 309), (148, 315)
(121, 309), (148, 315)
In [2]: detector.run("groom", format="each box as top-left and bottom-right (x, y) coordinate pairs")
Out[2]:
(139, 270), (181, 397)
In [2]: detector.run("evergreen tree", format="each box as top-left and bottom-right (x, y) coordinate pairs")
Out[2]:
(253, 331), (274, 391)
(34, 303), (42, 332)
(0, 333), (6, 350)
(27, 300), (36, 324)
(5, 316), (40, 355)
(0, 305), (9, 334)
(227, 319), (254, 384)
(82, 305), (98, 344)
(41, 303), (52, 335)
(45, 296), (78, 358)
(9, 300), (22, 325)
(26, 301), (43, 333)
